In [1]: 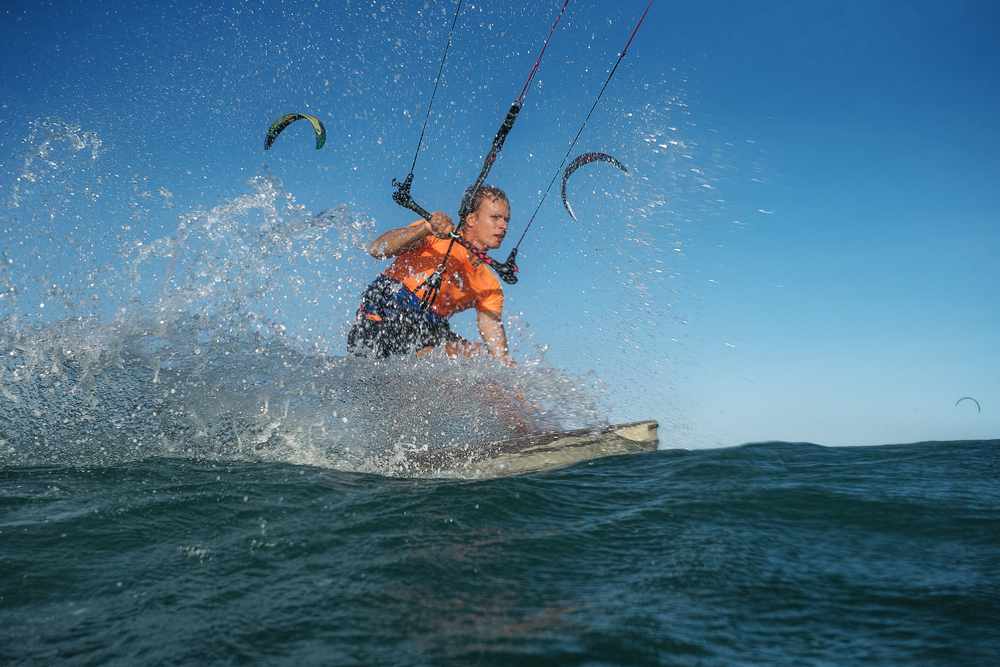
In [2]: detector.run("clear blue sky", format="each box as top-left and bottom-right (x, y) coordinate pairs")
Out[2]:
(1, 0), (997, 447)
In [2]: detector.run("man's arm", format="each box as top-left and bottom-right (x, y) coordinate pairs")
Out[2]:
(477, 309), (514, 366)
(368, 211), (455, 259)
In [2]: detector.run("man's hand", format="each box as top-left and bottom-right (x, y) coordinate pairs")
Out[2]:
(425, 211), (456, 239)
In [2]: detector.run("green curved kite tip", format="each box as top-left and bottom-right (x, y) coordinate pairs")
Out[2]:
(264, 113), (326, 150)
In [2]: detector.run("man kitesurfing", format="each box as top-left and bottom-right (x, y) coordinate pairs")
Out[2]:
(347, 186), (514, 365)
(341, 0), (649, 365)
(268, 0), (645, 366)
(342, 0), (568, 365)
(253, 1), (656, 450)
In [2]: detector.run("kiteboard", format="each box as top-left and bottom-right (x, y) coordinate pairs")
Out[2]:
(395, 420), (658, 479)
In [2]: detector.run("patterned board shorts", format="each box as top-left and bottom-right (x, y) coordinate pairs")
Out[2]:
(347, 276), (461, 358)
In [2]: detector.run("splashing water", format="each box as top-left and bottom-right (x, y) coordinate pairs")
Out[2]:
(0, 120), (607, 473)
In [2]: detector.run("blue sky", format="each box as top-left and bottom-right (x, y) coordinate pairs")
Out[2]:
(1, 0), (997, 447)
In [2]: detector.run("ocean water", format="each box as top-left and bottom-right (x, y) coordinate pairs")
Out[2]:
(2, 438), (998, 666)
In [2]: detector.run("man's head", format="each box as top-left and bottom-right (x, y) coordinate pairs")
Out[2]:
(461, 185), (509, 219)
(461, 185), (510, 251)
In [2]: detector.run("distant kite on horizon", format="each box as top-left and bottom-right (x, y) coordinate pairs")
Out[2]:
(955, 397), (981, 413)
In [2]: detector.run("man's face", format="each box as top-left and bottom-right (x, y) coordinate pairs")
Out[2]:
(464, 196), (510, 251)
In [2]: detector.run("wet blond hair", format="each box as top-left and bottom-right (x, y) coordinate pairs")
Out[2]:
(460, 184), (509, 222)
